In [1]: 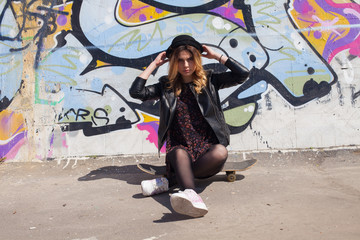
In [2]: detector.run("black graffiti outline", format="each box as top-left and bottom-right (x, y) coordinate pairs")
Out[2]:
(216, 0), (338, 115)
(66, 0), (342, 136)
(0, 1), (73, 111)
(0, 0), (70, 67)
(138, 0), (230, 13)
(71, 0), (162, 75)
(71, 0), (256, 75)
(284, 0), (338, 85)
(0, 0), (22, 42)
(0, 0), (27, 111)
(72, 0), (336, 104)
(353, 90), (360, 100)
(58, 84), (141, 136)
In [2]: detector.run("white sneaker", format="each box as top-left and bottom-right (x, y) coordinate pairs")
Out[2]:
(170, 189), (208, 217)
(141, 177), (169, 196)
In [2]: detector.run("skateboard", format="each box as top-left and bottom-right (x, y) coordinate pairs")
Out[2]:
(137, 158), (257, 182)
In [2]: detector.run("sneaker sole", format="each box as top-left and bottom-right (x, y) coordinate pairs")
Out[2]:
(170, 195), (208, 218)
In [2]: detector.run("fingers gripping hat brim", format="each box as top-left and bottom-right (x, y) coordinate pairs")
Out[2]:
(166, 35), (203, 58)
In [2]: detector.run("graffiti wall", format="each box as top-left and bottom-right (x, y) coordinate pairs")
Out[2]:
(0, 0), (359, 161)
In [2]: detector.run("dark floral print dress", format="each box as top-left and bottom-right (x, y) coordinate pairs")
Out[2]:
(166, 83), (219, 166)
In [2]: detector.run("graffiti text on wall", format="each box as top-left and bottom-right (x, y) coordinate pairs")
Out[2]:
(0, 0), (359, 158)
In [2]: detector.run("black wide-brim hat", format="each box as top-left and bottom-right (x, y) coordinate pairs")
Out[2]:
(166, 35), (203, 58)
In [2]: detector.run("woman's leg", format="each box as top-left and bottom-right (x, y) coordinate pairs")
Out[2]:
(193, 144), (228, 179)
(167, 148), (195, 190)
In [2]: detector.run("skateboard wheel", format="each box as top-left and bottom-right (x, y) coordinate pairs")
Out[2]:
(226, 171), (236, 182)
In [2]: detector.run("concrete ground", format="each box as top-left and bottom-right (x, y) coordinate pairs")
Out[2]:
(1, 149), (360, 240)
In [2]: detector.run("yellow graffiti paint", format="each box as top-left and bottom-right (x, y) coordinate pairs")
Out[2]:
(53, 3), (73, 32)
(219, 0), (245, 23)
(96, 60), (110, 68)
(289, 0), (350, 55)
(116, 0), (172, 25)
(233, 7), (245, 24)
(140, 111), (159, 123)
(11, 1), (73, 62)
(11, 1), (41, 45)
(45, 3), (73, 51)
(0, 110), (26, 140)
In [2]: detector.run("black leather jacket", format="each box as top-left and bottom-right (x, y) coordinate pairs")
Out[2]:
(129, 57), (249, 154)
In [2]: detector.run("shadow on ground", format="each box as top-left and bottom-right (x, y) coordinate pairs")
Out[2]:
(78, 165), (245, 223)
(133, 174), (246, 223)
(77, 164), (148, 185)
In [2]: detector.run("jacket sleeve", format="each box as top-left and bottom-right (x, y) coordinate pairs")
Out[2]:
(129, 76), (162, 101)
(211, 57), (250, 90)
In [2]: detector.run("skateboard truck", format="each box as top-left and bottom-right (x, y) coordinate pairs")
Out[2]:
(225, 171), (237, 182)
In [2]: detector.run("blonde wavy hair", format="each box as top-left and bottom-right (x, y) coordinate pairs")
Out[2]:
(167, 45), (207, 96)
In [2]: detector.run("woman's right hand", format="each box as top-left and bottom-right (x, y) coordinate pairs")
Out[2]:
(154, 51), (168, 67)
(138, 51), (168, 80)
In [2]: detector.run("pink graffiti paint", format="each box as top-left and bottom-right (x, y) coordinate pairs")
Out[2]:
(293, 0), (314, 15)
(0, 110), (26, 160)
(4, 135), (26, 160)
(1, 111), (14, 125)
(315, 0), (360, 62)
(0, 131), (26, 159)
(312, 15), (342, 35)
(47, 151), (53, 158)
(62, 133), (68, 148)
(137, 121), (166, 153)
(210, 1), (246, 29)
(338, 8), (360, 57)
(47, 132), (69, 158)
(47, 149), (53, 159)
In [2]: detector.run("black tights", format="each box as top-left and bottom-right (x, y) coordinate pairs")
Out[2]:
(166, 144), (228, 190)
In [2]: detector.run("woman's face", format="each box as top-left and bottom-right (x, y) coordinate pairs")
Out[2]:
(177, 50), (195, 82)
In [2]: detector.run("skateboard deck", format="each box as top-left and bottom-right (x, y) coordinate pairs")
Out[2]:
(137, 158), (257, 182)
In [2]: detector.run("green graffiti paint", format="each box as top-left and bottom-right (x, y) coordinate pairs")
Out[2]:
(223, 103), (256, 127)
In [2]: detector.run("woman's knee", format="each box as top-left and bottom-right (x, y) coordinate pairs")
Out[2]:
(212, 144), (228, 162)
(168, 148), (191, 166)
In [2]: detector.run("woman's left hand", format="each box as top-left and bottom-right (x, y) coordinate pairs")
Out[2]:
(202, 45), (219, 60)
(202, 44), (228, 63)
